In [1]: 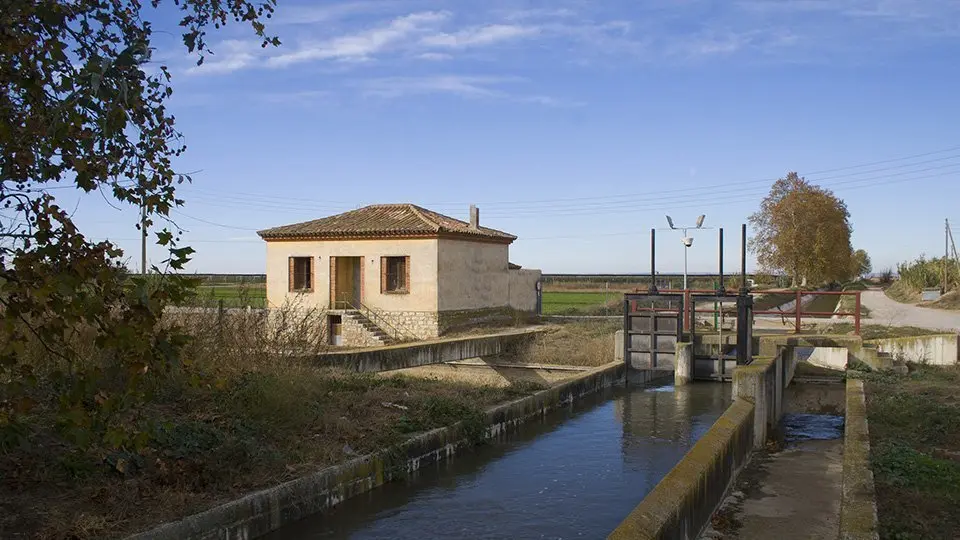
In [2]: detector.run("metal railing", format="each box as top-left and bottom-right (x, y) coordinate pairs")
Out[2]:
(642, 288), (863, 335)
(337, 293), (419, 342)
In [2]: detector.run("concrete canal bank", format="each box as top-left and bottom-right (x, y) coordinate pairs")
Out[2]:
(130, 361), (669, 540)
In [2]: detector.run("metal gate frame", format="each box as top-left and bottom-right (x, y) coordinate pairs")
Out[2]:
(623, 293), (682, 371)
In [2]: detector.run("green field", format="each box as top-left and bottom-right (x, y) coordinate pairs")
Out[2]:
(541, 291), (620, 315)
(190, 284), (267, 308)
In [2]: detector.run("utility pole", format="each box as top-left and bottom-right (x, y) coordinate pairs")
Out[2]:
(138, 160), (147, 275)
(947, 219), (959, 293)
(945, 218), (949, 293)
(141, 201), (147, 275)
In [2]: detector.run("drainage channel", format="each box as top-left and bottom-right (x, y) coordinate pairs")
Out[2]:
(264, 380), (733, 539)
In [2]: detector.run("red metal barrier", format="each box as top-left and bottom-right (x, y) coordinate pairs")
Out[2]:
(751, 289), (862, 335)
(631, 288), (863, 335)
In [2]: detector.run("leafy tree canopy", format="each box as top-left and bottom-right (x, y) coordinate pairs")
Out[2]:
(852, 249), (872, 279)
(749, 172), (854, 287)
(0, 0), (278, 450)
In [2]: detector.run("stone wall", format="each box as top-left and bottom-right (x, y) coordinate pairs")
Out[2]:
(376, 310), (440, 340)
(340, 315), (385, 347)
(437, 307), (533, 335)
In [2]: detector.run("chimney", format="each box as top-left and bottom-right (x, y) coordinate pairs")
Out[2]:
(469, 205), (479, 229)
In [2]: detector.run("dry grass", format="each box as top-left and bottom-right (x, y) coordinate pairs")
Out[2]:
(922, 290), (960, 311)
(0, 299), (546, 539)
(499, 321), (620, 367)
(808, 322), (942, 340)
(885, 280), (921, 304)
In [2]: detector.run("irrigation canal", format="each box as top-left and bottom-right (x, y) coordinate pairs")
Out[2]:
(265, 379), (732, 539)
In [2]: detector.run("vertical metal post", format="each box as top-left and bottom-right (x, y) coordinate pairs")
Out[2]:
(736, 223), (753, 365)
(718, 227), (725, 295)
(855, 291), (862, 336)
(794, 289), (802, 333)
(740, 224), (748, 294)
(713, 281), (719, 328)
(623, 296), (630, 386)
(649, 228), (658, 294)
(684, 290), (691, 332)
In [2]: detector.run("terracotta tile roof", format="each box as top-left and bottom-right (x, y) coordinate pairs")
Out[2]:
(257, 204), (517, 243)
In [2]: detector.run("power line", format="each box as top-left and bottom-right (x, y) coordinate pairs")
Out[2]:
(423, 145), (960, 207)
(480, 167), (960, 219)
(478, 161), (960, 217)
(172, 210), (261, 231)
(161, 145), (960, 213)
(159, 159), (960, 220)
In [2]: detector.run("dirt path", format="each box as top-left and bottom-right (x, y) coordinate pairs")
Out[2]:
(861, 290), (960, 331)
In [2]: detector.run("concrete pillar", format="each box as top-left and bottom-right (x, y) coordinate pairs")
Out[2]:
(675, 342), (693, 385)
(614, 330), (624, 363)
(733, 362), (771, 448)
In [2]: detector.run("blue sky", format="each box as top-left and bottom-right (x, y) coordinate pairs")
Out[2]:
(66, 0), (960, 274)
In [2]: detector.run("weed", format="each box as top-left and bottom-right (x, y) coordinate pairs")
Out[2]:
(0, 296), (549, 538)
(866, 364), (960, 538)
(502, 321), (619, 367)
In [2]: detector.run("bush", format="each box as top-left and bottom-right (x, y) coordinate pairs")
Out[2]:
(896, 256), (958, 291)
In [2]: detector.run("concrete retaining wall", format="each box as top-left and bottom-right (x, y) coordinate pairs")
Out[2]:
(840, 378), (879, 540)
(608, 399), (756, 540)
(806, 347), (849, 371)
(732, 349), (799, 448)
(609, 341), (806, 539)
(129, 362), (627, 540)
(315, 328), (542, 372)
(865, 334), (959, 366)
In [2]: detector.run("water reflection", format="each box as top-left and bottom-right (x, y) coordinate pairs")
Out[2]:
(266, 381), (732, 540)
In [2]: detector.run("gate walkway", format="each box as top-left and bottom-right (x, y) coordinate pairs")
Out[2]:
(701, 410), (845, 539)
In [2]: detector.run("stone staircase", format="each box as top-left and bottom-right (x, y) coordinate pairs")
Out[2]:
(860, 343), (907, 374)
(343, 311), (396, 347)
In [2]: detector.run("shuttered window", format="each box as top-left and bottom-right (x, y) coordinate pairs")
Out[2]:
(381, 256), (409, 293)
(288, 256), (314, 292)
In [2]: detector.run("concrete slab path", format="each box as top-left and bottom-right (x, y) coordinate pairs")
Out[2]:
(861, 289), (960, 331)
(701, 438), (843, 540)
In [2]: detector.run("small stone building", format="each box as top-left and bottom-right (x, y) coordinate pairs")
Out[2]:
(257, 204), (541, 346)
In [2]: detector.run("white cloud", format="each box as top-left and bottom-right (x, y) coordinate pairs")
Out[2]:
(273, 1), (400, 25)
(675, 32), (752, 58)
(417, 52), (453, 61)
(355, 75), (580, 107)
(259, 90), (332, 105)
(267, 11), (449, 67)
(358, 75), (511, 99)
(501, 8), (577, 21)
(186, 39), (262, 75)
(185, 1), (960, 78)
(420, 24), (540, 48)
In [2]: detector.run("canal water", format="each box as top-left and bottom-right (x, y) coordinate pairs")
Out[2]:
(266, 380), (732, 540)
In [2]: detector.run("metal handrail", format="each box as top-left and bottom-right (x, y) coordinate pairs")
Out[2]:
(337, 293), (418, 342)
